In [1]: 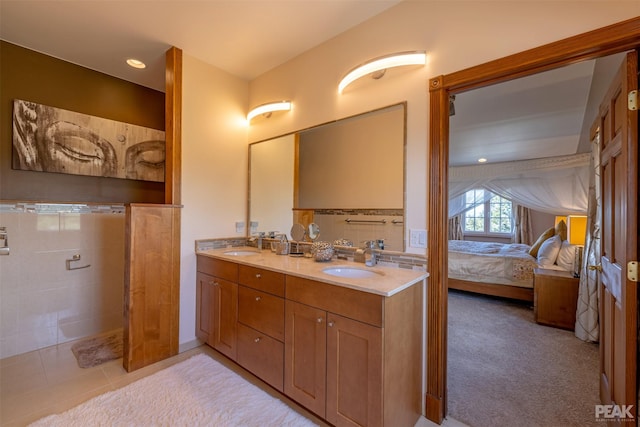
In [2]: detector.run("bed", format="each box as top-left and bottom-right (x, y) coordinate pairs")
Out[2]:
(448, 240), (538, 302)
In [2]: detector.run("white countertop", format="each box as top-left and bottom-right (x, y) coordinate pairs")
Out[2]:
(196, 247), (428, 297)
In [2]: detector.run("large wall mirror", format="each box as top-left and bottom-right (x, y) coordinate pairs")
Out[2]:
(248, 102), (406, 251)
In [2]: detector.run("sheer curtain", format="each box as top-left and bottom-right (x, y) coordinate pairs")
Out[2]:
(448, 215), (463, 240)
(449, 153), (590, 215)
(448, 188), (491, 218)
(575, 134), (601, 342)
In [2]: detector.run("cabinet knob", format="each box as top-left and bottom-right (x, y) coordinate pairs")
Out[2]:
(213, 281), (219, 287)
(254, 337), (261, 343)
(255, 273), (261, 279)
(209, 281), (215, 286)
(328, 321), (334, 327)
(317, 317), (323, 323)
(255, 296), (261, 301)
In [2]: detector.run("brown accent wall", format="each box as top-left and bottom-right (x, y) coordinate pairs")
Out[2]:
(0, 41), (165, 203)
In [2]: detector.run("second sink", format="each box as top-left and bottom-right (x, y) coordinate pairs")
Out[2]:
(223, 249), (260, 256)
(322, 266), (382, 279)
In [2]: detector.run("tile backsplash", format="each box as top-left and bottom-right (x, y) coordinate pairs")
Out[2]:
(0, 203), (125, 359)
(312, 209), (404, 251)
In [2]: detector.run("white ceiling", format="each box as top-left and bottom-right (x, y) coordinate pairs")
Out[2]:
(0, 1), (618, 165)
(0, 0), (402, 91)
(449, 60), (597, 166)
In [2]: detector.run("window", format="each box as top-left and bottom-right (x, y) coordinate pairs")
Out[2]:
(463, 189), (513, 235)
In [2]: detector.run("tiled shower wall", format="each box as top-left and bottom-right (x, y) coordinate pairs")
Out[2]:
(0, 203), (125, 359)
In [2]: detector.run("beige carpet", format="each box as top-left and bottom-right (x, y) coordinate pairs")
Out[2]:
(30, 353), (317, 426)
(447, 290), (600, 427)
(71, 330), (123, 368)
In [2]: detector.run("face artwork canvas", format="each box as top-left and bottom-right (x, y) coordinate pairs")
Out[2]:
(12, 99), (165, 182)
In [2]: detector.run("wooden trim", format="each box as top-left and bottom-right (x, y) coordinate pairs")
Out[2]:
(426, 75), (448, 423)
(426, 16), (640, 425)
(165, 47), (182, 205)
(293, 133), (300, 209)
(447, 279), (534, 302)
(442, 17), (640, 94)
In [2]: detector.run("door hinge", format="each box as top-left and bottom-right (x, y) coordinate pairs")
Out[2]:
(628, 261), (639, 282)
(629, 90), (638, 111)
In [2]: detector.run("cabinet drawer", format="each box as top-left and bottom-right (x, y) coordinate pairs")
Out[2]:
(237, 323), (284, 392)
(197, 256), (238, 282)
(238, 286), (285, 341)
(286, 275), (384, 327)
(238, 265), (285, 297)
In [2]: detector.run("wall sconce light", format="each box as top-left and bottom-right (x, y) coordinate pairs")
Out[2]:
(247, 101), (292, 123)
(338, 51), (426, 94)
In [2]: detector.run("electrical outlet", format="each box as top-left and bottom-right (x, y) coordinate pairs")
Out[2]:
(410, 229), (427, 248)
(235, 221), (245, 233)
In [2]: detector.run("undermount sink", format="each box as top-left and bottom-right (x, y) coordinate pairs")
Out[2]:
(322, 266), (382, 279)
(223, 250), (260, 256)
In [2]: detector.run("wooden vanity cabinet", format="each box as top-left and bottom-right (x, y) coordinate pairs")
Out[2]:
(236, 265), (285, 391)
(285, 275), (422, 427)
(196, 256), (238, 360)
(196, 255), (423, 427)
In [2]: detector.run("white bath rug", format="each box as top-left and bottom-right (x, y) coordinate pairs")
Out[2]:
(30, 353), (318, 427)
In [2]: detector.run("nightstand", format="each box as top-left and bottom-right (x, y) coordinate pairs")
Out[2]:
(533, 268), (580, 330)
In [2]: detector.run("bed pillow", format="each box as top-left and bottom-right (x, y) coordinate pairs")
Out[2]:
(537, 234), (562, 267)
(528, 227), (555, 257)
(555, 219), (568, 242)
(556, 240), (576, 271)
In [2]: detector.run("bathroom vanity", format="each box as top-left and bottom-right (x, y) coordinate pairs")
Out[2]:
(195, 247), (427, 427)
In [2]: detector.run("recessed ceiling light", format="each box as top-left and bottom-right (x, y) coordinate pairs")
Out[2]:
(126, 58), (146, 69)
(478, 158), (487, 163)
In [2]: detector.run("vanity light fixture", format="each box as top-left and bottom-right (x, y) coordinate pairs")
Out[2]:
(126, 58), (146, 69)
(338, 51), (426, 94)
(247, 101), (292, 123)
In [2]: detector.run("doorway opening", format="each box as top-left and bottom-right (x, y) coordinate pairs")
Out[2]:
(425, 17), (640, 424)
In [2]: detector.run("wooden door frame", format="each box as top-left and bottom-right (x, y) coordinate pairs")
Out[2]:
(426, 17), (640, 423)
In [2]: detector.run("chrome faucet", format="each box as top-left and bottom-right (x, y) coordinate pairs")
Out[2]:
(354, 240), (377, 265)
(363, 240), (377, 267)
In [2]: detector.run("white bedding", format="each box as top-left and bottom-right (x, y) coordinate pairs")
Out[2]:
(448, 240), (538, 288)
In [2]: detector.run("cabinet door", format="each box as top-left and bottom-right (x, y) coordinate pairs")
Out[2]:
(211, 277), (238, 360)
(196, 272), (214, 342)
(284, 300), (326, 418)
(326, 313), (383, 427)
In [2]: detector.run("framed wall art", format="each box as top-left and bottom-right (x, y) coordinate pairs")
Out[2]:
(12, 99), (165, 182)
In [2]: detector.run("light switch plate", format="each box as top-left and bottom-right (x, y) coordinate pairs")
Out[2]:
(410, 229), (427, 248)
(235, 221), (245, 233)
